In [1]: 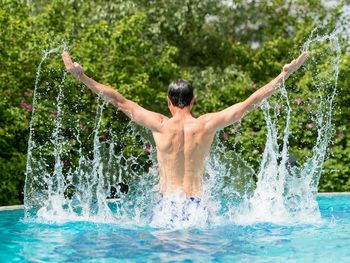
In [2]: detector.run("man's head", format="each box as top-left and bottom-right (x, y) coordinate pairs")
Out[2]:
(167, 79), (194, 109)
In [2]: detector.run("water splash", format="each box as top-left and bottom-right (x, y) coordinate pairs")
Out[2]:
(24, 32), (340, 228)
(24, 46), (67, 216)
(232, 32), (340, 225)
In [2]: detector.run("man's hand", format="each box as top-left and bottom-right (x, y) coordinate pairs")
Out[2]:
(62, 51), (84, 80)
(201, 51), (309, 131)
(282, 51), (309, 78)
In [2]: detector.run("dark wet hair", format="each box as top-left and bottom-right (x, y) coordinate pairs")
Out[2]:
(167, 79), (194, 108)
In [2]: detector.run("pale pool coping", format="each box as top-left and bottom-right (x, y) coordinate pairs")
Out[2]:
(0, 205), (24, 211)
(318, 192), (350, 195)
(0, 192), (349, 211)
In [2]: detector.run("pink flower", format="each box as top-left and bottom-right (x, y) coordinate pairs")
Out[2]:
(306, 123), (314, 129)
(230, 124), (241, 134)
(19, 99), (27, 107)
(62, 160), (69, 165)
(51, 111), (57, 118)
(252, 83), (257, 89)
(25, 105), (33, 111)
(336, 130), (343, 138)
(295, 97), (302, 105)
(251, 131), (257, 136)
(223, 132), (229, 140)
(79, 123), (86, 131)
(24, 90), (33, 97)
(145, 144), (151, 153)
(101, 133), (107, 140)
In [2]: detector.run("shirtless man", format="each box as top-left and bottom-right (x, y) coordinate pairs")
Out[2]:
(62, 51), (308, 199)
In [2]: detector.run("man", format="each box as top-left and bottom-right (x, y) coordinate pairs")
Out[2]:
(62, 51), (308, 200)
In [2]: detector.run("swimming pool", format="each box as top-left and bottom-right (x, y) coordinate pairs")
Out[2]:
(1, 194), (349, 262)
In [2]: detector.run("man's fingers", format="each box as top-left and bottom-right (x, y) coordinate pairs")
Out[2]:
(289, 52), (308, 70)
(283, 51), (309, 76)
(62, 51), (74, 69)
(301, 51), (309, 58)
(296, 52), (309, 65)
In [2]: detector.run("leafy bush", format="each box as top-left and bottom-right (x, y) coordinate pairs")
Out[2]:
(1, 0), (349, 205)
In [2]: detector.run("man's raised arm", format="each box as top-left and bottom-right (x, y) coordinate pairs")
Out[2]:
(201, 52), (309, 131)
(62, 51), (167, 132)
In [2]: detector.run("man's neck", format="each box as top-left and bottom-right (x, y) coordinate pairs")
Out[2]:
(170, 106), (192, 119)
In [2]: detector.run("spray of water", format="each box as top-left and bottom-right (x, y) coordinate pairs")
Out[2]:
(24, 32), (341, 228)
(232, 32), (340, 225)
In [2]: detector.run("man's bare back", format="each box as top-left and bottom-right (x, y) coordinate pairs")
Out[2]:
(153, 113), (215, 197)
(62, 51), (308, 198)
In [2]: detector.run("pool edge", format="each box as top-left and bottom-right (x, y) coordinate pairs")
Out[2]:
(317, 192), (350, 196)
(0, 192), (349, 211)
(0, 205), (24, 211)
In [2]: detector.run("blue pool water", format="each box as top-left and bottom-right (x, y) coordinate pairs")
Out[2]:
(1, 194), (349, 262)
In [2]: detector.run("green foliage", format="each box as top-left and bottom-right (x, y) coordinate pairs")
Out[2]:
(1, 0), (349, 205)
(321, 134), (350, 191)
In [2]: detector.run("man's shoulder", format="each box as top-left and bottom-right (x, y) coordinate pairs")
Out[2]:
(196, 112), (215, 122)
(187, 115), (216, 135)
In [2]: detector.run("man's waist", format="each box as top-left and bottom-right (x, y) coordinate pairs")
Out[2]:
(160, 185), (202, 198)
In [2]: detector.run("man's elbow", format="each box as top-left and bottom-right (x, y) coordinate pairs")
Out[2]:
(115, 98), (130, 108)
(230, 111), (244, 123)
(229, 104), (246, 122)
